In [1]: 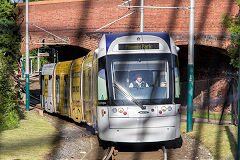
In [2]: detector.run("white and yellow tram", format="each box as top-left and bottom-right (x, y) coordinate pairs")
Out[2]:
(41, 32), (182, 148)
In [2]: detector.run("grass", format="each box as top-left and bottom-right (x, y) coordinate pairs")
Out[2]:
(181, 122), (238, 160)
(0, 110), (238, 160)
(0, 111), (58, 160)
(182, 111), (232, 120)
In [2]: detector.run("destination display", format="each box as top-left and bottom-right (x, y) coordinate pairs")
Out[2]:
(119, 43), (159, 50)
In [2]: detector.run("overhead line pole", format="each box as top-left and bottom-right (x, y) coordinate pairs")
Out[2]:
(25, 0), (30, 111)
(187, 0), (195, 132)
(140, 0), (144, 32)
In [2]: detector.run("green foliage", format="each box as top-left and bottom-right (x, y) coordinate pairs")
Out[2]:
(0, 0), (23, 131)
(221, 2), (240, 68)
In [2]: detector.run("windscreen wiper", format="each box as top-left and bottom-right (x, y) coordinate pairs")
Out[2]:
(113, 82), (146, 110)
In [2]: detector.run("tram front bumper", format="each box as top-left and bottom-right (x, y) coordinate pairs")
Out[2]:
(98, 115), (181, 143)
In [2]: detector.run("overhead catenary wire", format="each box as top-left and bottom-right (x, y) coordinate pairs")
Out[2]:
(95, 10), (138, 32)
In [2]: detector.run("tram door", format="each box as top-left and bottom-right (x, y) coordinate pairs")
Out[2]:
(83, 65), (93, 124)
(45, 75), (54, 113)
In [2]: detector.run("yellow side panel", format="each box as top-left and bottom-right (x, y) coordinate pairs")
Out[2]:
(55, 61), (72, 116)
(71, 57), (84, 123)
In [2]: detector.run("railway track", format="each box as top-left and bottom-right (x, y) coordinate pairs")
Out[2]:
(102, 146), (168, 160)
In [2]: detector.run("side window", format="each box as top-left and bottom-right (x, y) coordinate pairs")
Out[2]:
(56, 75), (60, 112)
(174, 57), (180, 98)
(98, 68), (108, 100)
(64, 75), (68, 113)
(88, 69), (91, 101)
(98, 57), (108, 101)
(83, 70), (86, 105)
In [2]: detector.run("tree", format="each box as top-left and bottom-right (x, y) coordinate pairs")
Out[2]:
(222, 1), (240, 68)
(0, 0), (23, 131)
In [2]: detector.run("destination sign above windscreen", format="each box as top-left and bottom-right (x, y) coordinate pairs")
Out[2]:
(118, 43), (159, 50)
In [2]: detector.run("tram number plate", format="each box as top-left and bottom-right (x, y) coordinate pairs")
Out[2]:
(119, 43), (159, 50)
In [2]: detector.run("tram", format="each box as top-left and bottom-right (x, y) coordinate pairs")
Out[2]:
(40, 32), (182, 148)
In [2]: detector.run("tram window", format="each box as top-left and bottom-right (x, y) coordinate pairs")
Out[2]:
(83, 71), (85, 103)
(88, 69), (91, 99)
(49, 75), (52, 80)
(112, 60), (169, 100)
(114, 71), (129, 87)
(88, 68), (92, 109)
(98, 68), (108, 100)
(174, 57), (180, 98)
(56, 75), (60, 112)
(64, 75), (68, 114)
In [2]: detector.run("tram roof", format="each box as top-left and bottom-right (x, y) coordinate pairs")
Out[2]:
(105, 32), (171, 53)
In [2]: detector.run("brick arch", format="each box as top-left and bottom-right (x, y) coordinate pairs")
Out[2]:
(177, 44), (235, 108)
(178, 44), (232, 82)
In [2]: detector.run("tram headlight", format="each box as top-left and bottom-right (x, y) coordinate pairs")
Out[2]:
(118, 108), (124, 113)
(161, 106), (167, 112)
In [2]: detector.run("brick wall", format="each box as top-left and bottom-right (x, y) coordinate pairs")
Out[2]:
(18, 0), (239, 52)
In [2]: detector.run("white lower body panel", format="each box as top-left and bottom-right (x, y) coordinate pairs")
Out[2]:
(98, 106), (181, 143)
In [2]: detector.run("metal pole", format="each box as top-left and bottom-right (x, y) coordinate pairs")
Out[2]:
(37, 48), (40, 72)
(25, 0), (30, 111)
(30, 59), (33, 74)
(21, 57), (24, 78)
(187, 0), (195, 132)
(140, 0), (144, 32)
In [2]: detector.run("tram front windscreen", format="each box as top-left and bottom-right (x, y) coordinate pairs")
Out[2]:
(107, 54), (174, 105)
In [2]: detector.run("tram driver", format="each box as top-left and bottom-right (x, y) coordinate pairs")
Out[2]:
(129, 73), (149, 88)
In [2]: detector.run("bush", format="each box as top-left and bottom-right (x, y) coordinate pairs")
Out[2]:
(221, 1), (240, 68)
(0, 0), (23, 131)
